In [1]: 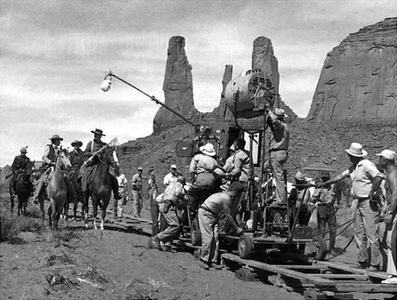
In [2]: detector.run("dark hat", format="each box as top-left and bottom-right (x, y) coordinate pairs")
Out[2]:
(49, 134), (63, 141)
(91, 129), (105, 136)
(20, 146), (28, 153)
(71, 140), (83, 147)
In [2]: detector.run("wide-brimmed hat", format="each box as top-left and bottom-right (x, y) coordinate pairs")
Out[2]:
(274, 108), (287, 118)
(200, 143), (216, 157)
(71, 140), (83, 147)
(91, 129), (105, 136)
(20, 146), (28, 153)
(295, 171), (306, 181)
(170, 164), (177, 169)
(229, 144), (236, 152)
(49, 134), (63, 141)
(375, 149), (396, 160)
(345, 142), (367, 157)
(138, 167), (143, 171)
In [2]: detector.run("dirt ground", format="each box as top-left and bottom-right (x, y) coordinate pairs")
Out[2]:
(0, 195), (304, 300)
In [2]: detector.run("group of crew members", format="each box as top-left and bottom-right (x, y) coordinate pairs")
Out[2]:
(9, 107), (397, 283)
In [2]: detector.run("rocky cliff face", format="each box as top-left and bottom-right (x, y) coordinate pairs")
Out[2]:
(153, 36), (200, 131)
(308, 18), (397, 123)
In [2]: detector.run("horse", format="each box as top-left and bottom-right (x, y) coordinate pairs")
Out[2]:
(15, 161), (35, 216)
(67, 165), (86, 221)
(83, 146), (115, 230)
(46, 149), (72, 230)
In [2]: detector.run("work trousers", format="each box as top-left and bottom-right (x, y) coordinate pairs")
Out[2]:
(263, 150), (288, 203)
(354, 199), (381, 267)
(113, 195), (126, 218)
(132, 189), (143, 217)
(156, 209), (180, 244)
(318, 204), (337, 251)
(386, 216), (397, 275)
(198, 208), (219, 264)
(149, 189), (161, 235)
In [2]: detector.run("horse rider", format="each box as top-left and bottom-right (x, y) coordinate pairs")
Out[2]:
(263, 108), (290, 204)
(69, 140), (85, 169)
(131, 167), (144, 217)
(10, 147), (31, 209)
(80, 128), (121, 201)
(33, 134), (66, 204)
(321, 142), (384, 271)
(163, 164), (181, 187)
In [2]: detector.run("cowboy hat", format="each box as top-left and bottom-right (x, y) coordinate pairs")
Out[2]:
(345, 142), (367, 157)
(71, 140), (83, 147)
(375, 149), (396, 160)
(200, 143), (216, 157)
(274, 108), (287, 118)
(170, 164), (177, 169)
(20, 146), (28, 153)
(294, 171), (306, 181)
(49, 134), (63, 141)
(91, 129), (105, 136)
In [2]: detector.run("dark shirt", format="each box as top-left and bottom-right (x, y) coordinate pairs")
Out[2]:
(69, 148), (85, 168)
(85, 140), (107, 154)
(11, 155), (30, 172)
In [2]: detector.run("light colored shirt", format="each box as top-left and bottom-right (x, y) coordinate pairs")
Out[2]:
(267, 111), (289, 151)
(163, 181), (185, 202)
(223, 155), (234, 173)
(131, 173), (142, 190)
(202, 192), (231, 216)
(229, 149), (250, 182)
(163, 172), (178, 186)
(312, 185), (336, 205)
(341, 159), (383, 199)
(189, 153), (218, 174)
(117, 174), (128, 194)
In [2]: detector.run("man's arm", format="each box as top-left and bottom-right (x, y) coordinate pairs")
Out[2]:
(324, 172), (348, 187)
(42, 145), (51, 164)
(223, 196), (243, 234)
(369, 176), (383, 199)
(229, 153), (242, 177)
(388, 171), (397, 215)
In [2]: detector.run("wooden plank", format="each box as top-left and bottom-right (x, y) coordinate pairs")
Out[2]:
(316, 261), (392, 280)
(308, 274), (368, 280)
(222, 253), (334, 286)
(276, 265), (326, 270)
(329, 283), (397, 293)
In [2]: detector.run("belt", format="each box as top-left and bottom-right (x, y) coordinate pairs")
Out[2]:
(199, 204), (217, 216)
(269, 149), (288, 152)
(356, 197), (369, 201)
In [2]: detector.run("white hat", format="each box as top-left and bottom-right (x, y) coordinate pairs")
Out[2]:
(345, 142), (367, 157)
(294, 171), (306, 181)
(170, 164), (177, 169)
(200, 143), (216, 157)
(375, 149), (396, 160)
(274, 108), (287, 118)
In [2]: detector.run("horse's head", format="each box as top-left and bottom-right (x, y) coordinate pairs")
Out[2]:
(98, 145), (116, 166)
(56, 148), (72, 170)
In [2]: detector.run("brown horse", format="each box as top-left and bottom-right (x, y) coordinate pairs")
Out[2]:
(46, 149), (72, 230)
(68, 166), (85, 221)
(84, 147), (115, 230)
(15, 161), (35, 216)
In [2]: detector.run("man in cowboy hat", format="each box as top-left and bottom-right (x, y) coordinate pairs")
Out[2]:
(288, 171), (312, 226)
(131, 167), (144, 217)
(163, 164), (181, 187)
(69, 140), (84, 169)
(33, 134), (64, 203)
(9, 146), (31, 210)
(189, 143), (221, 210)
(81, 129), (121, 203)
(321, 142), (384, 270)
(376, 149), (397, 282)
(311, 171), (338, 254)
(263, 107), (290, 204)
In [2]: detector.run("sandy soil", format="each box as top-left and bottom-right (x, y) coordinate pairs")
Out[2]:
(0, 195), (302, 300)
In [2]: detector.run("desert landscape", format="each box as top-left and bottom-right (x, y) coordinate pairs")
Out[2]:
(1, 2), (397, 300)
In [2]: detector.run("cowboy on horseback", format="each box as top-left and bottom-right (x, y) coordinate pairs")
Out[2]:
(33, 134), (73, 204)
(9, 146), (31, 211)
(80, 129), (121, 201)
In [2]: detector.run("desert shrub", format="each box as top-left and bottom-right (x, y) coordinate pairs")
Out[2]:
(0, 213), (44, 242)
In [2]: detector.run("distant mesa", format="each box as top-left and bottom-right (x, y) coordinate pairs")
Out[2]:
(307, 17), (397, 124)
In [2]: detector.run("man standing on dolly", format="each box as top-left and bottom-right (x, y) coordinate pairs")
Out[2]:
(320, 142), (384, 271)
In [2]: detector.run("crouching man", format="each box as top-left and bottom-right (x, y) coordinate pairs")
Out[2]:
(148, 175), (187, 251)
(198, 184), (244, 270)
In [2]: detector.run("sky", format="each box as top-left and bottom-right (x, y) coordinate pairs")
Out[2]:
(0, 0), (396, 166)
